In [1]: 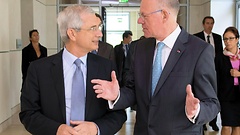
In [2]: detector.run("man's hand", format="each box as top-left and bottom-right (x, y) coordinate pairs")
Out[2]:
(185, 84), (200, 119)
(56, 124), (77, 135)
(70, 121), (98, 135)
(91, 71), (120, 101)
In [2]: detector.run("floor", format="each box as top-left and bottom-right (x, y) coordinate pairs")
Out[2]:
(0, 108), (221, 135)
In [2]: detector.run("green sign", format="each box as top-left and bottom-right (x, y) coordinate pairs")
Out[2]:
(119, 0), (128, 3)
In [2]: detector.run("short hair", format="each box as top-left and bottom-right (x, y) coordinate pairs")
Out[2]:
(122, 30), (133, 40)
(95, 13), (103, 23)
(29, 29), (38, 38)
(202, 16), (215, 24)
(159, 0), (180, 16)
(223, 26), (239, 39)
(57, 5), (95, 43)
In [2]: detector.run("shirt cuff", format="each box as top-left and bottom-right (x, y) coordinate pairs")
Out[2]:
(186, 103), (200, 123)
(108, 91), (120, 109)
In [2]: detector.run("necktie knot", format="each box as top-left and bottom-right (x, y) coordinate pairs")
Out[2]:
(74, 59), (82, 68)
(157, 42), (165, 52)
(91, 50), (97, 54)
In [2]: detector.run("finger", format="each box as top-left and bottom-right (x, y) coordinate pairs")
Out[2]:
(70, 120), (84, 125)
(186, 84), (194, 97)
(91, 79), (105, 85)
(95, 89), (103, 94)
(93, 84), (102, 90)
(111, 71), (117, 83)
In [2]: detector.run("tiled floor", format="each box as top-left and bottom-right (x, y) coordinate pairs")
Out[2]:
(0, 108), (221, 135)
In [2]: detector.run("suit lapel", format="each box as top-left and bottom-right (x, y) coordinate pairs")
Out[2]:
(50, 50), (66, 122)
(153, 29), (188, 96)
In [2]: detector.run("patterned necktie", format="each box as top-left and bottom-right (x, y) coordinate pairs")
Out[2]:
(207, 35), (210, 44)
(70, 59), (85, 121)
(151, 42), (165, 96)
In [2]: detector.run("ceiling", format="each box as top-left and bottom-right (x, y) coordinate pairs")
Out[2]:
(81, 0), (141, 6)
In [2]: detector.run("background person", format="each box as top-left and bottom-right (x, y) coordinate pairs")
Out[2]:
(21, 29), (47, 87)
(215, 26), (240, 135)
(92, 13), (115, 62)
(114, 30), (133, 87)
(194, 16), (223, 132)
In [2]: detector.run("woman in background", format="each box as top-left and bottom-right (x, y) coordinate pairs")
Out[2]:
(21, 29), (47, 86)
(215, 26), (240, 135)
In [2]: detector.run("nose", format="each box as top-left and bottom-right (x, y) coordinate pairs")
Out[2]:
(97, 29), (103, 38)
(137, 17), (144, 24)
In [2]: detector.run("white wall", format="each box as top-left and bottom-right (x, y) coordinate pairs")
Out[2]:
(211, 0), (235, 37)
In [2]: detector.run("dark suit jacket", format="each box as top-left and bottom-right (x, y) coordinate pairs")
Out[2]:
(97, 41), (115, 62)
(114, 43), (130, 86)
(21, 43), (47, 85)
(114, 28), (220, 135)
(19, 50), (126, 135)
(215, 52), (240, 102)
(194, 31), (223, 55)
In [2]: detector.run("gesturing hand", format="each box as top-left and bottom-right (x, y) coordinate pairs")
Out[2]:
(185, 84), (200, 119)
(91, 71), (120, 101)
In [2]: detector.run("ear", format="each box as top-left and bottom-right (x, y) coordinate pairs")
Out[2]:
(67, 29), (77, 41)
(162, 10), (170, 21)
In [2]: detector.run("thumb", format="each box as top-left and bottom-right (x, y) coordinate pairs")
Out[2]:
(186, 84), (193, 97)
(111, 71), (117, 83)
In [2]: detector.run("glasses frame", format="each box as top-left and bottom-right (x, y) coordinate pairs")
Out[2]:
(223, 37), (237, 42)
(138, 9), (163, 20)
(73, 24), (103, 32)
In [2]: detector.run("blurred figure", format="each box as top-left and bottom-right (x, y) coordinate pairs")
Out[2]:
(194, 16), (223, 131)
(215, 26), (240, 135)
(19, 5), (126, 135)
(21, 29), (47, 87)
(114, 30), (132, 86)
(92, 13), (115, 62)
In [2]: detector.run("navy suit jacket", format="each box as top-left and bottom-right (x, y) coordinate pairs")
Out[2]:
(19, 50), (126, 135)
(114, 28), (220, 135)
(194, 31), (223, 55)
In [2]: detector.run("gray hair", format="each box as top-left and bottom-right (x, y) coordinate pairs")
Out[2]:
(158, 0), (180, 16)
(57, 5), (95, 43)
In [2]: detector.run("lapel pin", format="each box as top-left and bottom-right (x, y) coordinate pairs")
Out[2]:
(177, 49), (181, 53)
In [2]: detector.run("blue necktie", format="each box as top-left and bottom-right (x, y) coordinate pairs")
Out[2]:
(91, 50), (97, 54)
(152, 42), (165, 95)
(71, 59), (85, 121)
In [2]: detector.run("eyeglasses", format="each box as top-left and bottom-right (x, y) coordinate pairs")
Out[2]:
(138, 9), (163, 20)
(74, 24), (103, 32)
(223, 37), (236, 42)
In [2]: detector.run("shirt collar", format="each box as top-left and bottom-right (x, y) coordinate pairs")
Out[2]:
(63, 47), (87, 66)
(156, 25), (181, 49)
(203, 31), (212, 37)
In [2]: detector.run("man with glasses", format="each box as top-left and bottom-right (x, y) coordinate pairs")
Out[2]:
(194, 16), (223, 132)
(19, 5), (126, 135)
(92, 0), (220, 134)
